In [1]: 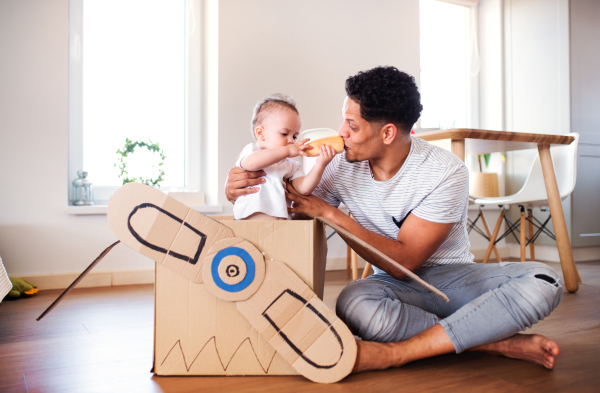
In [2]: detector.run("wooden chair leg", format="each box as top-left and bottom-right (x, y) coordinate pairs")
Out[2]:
(520, 206), (527, 262)
(346, 245), (351, 277)
(479, 208), (502, 262)
(351, 249), (358, 281)
(346, 211), (353, 277)
(528, 209), (535, 261)
(484, 208), (505, 263)
(361, 263), (372, 279)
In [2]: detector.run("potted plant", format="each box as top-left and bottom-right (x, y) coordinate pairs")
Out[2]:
(469, 153), (500, 198)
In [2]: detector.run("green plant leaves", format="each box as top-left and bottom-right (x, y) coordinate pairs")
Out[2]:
(114, 138), (166, 186)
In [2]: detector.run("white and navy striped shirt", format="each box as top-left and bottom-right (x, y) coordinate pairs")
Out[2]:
(314, 136), (474, 273)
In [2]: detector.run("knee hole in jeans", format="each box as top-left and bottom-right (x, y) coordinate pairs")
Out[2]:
(535, 274), (558, 286)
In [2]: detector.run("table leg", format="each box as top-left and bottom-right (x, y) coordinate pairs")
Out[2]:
(451, 139), (466, 161)
(520, 206), (527, 262)
(538, 145), (579, 292)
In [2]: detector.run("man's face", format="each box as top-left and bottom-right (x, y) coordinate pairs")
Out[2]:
(337, 97), (382, 163)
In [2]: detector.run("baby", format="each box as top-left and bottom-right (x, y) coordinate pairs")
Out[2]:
(234, 94), (336, 220)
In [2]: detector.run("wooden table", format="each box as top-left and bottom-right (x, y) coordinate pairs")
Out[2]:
(417, 128), (580, 293)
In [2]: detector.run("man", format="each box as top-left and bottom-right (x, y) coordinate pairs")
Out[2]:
(226, 66), (562, 373)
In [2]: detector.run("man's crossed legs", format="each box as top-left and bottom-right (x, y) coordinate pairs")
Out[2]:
(336, 262), (562, 372)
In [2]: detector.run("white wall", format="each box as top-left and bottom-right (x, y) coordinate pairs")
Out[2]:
(215, 0), (420, 213)
(0, 0), (152, 278)
(0, 0), (420, 278)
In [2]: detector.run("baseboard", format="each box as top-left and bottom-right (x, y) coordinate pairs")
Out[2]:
(28, 244), (598, 290)
(508, 244), (600, 263)
(326, 257), (366, 271)
(22, 269), (155, 290)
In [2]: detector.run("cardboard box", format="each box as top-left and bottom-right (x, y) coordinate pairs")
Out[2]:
(154, 216), (327, 376)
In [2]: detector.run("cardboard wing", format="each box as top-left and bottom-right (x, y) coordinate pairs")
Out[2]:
(107, 182), (234, 284)
(107, 183), (356, 383)
(316, 217), (450, 303)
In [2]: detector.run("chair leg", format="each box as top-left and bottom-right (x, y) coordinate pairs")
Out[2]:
(361, 263), (372, 279)
(479, 207), (502, 262)
(520, 206), (527, 262)
(351, 249), (358, 281)
(346, 211), (352, 277)
(528, 209), (535, 261)
(484, 208), (505, 263)
(346, 245), (351, 277)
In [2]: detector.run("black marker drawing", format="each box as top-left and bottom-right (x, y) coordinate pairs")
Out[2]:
(161, 336), (277, 373)
(128, 203), (207, 265)
(262, 289), (344, 369)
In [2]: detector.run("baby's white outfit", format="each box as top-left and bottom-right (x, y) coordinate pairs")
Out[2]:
(233, 143), (305, 220)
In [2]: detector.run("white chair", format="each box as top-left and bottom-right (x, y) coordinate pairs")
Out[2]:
(474, 133), (579, 263)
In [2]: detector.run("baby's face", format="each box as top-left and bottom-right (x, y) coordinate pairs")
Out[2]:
(256, 108), (301, 150)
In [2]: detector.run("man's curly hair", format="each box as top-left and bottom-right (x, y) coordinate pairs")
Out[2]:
(345, 66), (422, 133)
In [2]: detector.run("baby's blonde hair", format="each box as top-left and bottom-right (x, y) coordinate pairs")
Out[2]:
(250, 94), (299, 140)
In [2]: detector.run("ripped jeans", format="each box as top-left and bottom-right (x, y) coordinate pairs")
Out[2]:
(336, 262), (562, 353)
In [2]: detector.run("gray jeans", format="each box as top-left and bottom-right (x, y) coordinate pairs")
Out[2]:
(336, 262), (562, 353)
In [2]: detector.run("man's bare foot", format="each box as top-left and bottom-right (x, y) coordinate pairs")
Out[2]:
(352, 340), (400, 373)
(471, 334), (559, 369)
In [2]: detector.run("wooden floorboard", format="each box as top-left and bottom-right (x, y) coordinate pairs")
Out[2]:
(1, 261), (599, 392)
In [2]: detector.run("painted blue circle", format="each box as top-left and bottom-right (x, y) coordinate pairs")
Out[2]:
(211, 247), (255, 292)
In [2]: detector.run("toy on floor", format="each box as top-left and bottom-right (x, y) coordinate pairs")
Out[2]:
(7, 277), (38, 298)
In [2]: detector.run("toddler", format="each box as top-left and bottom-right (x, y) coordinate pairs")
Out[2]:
(233, 94), (336, 220)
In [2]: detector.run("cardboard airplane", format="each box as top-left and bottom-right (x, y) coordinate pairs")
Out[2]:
(38, 182), (448, 383)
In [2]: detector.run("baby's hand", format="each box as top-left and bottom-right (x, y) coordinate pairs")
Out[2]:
(287, 138), (311, 158)
(315, 145), (336, 167)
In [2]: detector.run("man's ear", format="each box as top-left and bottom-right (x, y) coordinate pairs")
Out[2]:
(255, 126), (265, 141)
(381, 123), (398, 145)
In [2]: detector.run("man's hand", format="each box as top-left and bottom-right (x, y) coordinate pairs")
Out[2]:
(285, 182), (334, 219)
(225, 167), (266, 204)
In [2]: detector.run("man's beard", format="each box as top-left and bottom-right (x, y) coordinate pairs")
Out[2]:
(344, 153), (364, 164)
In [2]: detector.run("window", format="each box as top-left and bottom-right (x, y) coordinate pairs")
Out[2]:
(68, 0), (202, 204)
(419, 0), (478, 129)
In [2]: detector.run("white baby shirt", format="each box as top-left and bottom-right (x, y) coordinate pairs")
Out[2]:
(233, 143), (305, 220)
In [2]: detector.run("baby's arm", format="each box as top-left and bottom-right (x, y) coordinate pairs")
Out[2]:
(241, 139), (310, 171)
(291, 145), (337, 195)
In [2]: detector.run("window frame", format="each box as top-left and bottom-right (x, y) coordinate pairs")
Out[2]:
(67, 0), (203, 205)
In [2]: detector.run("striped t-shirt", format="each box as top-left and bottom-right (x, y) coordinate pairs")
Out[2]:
(313, 136), (474, 272)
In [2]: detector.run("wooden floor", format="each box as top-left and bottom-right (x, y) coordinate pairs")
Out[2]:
(1, 261), (600, 393)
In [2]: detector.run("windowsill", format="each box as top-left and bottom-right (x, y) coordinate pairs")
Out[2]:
(68, 204), (224, 216)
